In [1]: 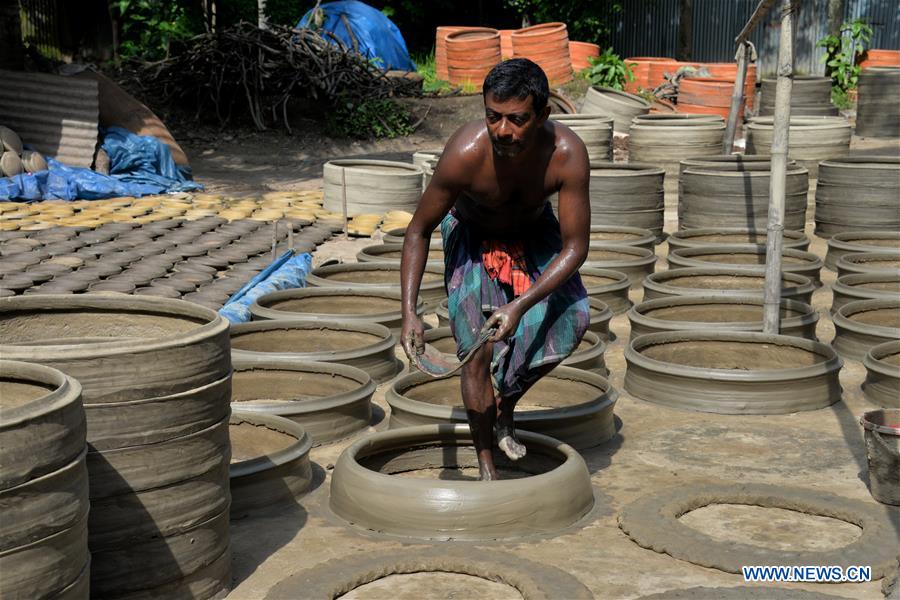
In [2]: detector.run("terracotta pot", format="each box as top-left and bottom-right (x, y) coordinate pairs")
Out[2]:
(624, 57), (675, 92)
(511, 22), (573, 85)
(499, 29), (515, 59)
(678, 78), (744, 120)
(647, 59), (682, 90)
(859, 49), (900, 70)
(700, 62), (758, 109)
(446, 28), (501, 90)
(435, 26), (471, 81)
(569, 41), (600, 72)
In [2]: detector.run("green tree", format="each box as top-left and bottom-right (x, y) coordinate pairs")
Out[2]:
(502, 0), (622, 44)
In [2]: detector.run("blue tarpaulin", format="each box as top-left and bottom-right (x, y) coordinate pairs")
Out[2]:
(0, 126), (202, 202)
(298, 0), (416, 72)
(219, 252), (314, 324)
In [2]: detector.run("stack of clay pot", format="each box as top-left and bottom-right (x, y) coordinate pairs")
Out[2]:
(1, 360), (89, 599)
(445, 28), (502, 90)
(858, 49), (900, 70)
(511, 22), (573, 85)
(758, 76), (837, 117)
(434, 26), (470, 81)
(323, 159), (424, 217)
(0, 295), (233, 599)
(745, 116), (852, 177)
(699, 62), (758, 109)
(0, 125), (48, 177)
(677, 78), (742, 120)
(624, 57), (679, 93)
(569, 41), (600, 71)
(552, 114), (614, 162)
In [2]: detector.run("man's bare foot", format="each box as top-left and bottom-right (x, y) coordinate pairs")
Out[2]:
(477, 452), (499, 480)
(498, 434), (527, 461)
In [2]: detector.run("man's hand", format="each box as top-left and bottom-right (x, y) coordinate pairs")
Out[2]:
(483, 301), (525, 342)
(401, 315), (426, 363)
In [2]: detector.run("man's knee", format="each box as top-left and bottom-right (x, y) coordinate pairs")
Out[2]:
(461, 340), (493, 373)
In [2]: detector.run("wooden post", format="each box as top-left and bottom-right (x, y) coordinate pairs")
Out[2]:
(723, 42), (749, 154)
(762, 0), (795, 335)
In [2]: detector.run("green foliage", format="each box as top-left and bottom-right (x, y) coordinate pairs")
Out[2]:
(115, 0), (197, 60)
(212, 0), (306, 29)
(327, 98), (414, 139)
(502, 0), (621, 44)
(816, 18), (872, 92)
(830, 86), (854, 110)
(412, 51), (451, 93)
(584, 48), (633, 90)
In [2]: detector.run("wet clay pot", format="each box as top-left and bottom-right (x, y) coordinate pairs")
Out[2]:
(863, 341), (900, 409)
(624, 331), (843, 414)
(666, 228), (810, 252)
(230, 358), (375, 445)
(667, 244), (824, 287)
(229, 410), (313, 517)
(306, 262), (446, 311)
(628, 296), (819, 341)
(578, 267), (632, 315)
(230, 320), (401, 383)
(825, 232), (900, 271)
(832, 299), (900, 362)
(832, 273), (900, 315)
(642, 267), (815, 305)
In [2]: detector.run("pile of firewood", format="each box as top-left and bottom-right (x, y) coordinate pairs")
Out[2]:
(119, 22), (421, 132)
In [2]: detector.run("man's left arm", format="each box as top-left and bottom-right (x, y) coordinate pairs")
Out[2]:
(484, 137), (590, 340)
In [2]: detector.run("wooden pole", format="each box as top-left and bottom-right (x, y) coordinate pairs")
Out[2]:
(723, 42), (750, 154)
(762, 0), (796, 334)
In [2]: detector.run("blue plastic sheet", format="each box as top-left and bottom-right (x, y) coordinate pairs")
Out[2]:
(0, 126), (202, 202)
(219, 252), (314, 324)
(298, 0), (416, 72)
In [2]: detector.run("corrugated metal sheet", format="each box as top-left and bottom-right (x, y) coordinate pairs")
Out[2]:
(0, 70), (98, 167)
(607, 0), (900, 78)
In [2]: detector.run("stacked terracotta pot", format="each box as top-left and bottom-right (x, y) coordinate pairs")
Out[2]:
(435, 26), (471, 81)
(570, 41), (600, 72)
(445, 28), (502, 90)
(624, 58), (680, 92)
(859, 49), (900, 70)
(699, 62), (758, 109)
(511, 22), (573, 85)
(678, 78), (744, 119)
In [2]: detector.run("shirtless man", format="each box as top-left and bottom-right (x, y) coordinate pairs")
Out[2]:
(400, 58), (591, 481)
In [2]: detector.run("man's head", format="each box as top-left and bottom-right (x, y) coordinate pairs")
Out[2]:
(482, 59), (550, 157)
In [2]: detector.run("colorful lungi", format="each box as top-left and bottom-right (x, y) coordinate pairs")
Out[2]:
(441, 203), (590, 398)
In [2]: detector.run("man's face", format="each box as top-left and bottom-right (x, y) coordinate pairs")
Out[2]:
(484, 92), (546, 157)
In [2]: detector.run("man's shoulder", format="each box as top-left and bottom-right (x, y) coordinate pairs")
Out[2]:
(443, 120), (490, 164)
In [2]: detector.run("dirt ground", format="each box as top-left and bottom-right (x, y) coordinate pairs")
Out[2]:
(181, 109), (900, 599)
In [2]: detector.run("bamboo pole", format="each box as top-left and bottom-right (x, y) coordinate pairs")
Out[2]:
(723, 42), (750, 154)
(762, 0), (796, 334)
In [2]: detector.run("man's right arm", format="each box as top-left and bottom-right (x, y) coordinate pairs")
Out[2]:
(400, 131), (474, 357)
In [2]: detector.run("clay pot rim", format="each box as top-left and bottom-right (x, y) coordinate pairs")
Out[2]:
(864, 339), (900, 381)
(388, 364), (616, 423)
(588, 162), (665, 176)
(644, 267), (815, 298)
(626, 329), (842, 381)
(0, 359), (82, 427)
(230, 357), (376, 414)
(231, 319), (396, 360)
(834, 298), (900, 337)
(628, 295), (818, 335)
(229, 410), (312, 478)
(511, 22), (567, 38)
(0, 294), (226, 360)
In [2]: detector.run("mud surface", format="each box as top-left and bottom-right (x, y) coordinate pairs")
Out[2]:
(849, 307), (900, 328)
(587, 249), (641, 261)
(359, 444), (557, 479)
(883, 352), (900, 366)
(640, 340), (824, 369)
(0, 310), (201, 343)
(580, 274), (619, 287)
(850, 280), (900, 292)
(590, 231), (643, 241)
(848, 257), (900, 269)
(643, 304), (803, 323)
(685, 253), (807, 266)
(269, 296), (399, 314)
(323, 270), (443, 284)
(231, 369), (360, 402)
(679, 504), (862, 551)
(342, 572), (522, 600)
(404, 375), (600, 410)
(666, 274), (767, 289)
(230, 422), (296, 462)
(231, 328), (382, 352)
(0, 379), (55, 408)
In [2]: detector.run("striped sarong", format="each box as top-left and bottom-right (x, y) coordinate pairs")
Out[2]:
(441, 203), (590, 398)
